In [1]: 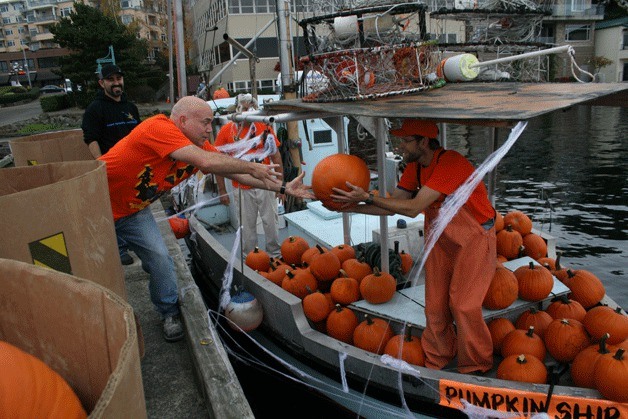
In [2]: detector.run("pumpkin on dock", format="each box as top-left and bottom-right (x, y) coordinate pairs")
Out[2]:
(496, 225), (523, 260)
(501, 326), (546, 362)
(545, 295), (586, 322)
(544, 318), (590, 363)
(571, 333), (614, 389)
(384, 326), (425, 366)
(326, 304), (359, 344)
(522, 233), (547, 260)
(281, 236), (310, 266)
(483, 266), (518, 310)
(497, 354), (547, 384)
(353, 315), (394, 355)
(503, 210), (533, 236)
(359, 267), (396, 304)
(583, 305), (628, 344)
(515, 307), (553, 340)
(593, 348), (628, 402)
(514, 262), (553, 302)
(245, 247), (271, 272)
(562, 269), (606, 309)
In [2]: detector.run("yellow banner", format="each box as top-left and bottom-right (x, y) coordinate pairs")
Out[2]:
(439, 379), (628, 418)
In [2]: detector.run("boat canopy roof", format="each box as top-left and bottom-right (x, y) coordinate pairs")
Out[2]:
(262, 82), (628, 126)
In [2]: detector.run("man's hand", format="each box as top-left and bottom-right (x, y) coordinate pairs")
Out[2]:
(331, 182), (369, 204)
(285, 172), (315, 200)
(249, 162), (283, 189)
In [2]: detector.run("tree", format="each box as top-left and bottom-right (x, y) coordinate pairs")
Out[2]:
(49, 3), (162, 93)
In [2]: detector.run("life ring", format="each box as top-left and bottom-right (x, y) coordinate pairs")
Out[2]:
(334, 59), (376, 88)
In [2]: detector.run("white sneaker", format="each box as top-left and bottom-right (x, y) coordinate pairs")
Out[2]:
(163, 314), (184, 342)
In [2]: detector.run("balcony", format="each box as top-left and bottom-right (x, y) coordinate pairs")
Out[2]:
(544, 4), (605, 20)
(31, 31), (54, 42)
(25, 0), (58, 9)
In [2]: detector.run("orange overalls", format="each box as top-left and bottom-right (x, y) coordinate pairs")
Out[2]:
(421, 205), (496, 373)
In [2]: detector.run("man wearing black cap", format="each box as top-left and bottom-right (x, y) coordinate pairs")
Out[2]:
(82, 64), (140, 265)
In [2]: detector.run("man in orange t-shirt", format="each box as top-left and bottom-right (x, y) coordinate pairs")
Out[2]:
(214, 94), (283, 256)
(331, 119), (496, 374)
(99, 96), (313, 342)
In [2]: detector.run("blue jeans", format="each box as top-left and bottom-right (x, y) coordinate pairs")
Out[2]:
(115, 206), (179, 319)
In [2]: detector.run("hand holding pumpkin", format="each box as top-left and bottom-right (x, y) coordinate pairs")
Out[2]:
(330, 182), (369, 207)
(285, 171), (316, 200)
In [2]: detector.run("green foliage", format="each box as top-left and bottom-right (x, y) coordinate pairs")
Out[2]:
(17, 123), (65, 135)
(587, 56), (613, 71)
(49, 3), (164, 92)
(40, 94), (72, 112)
(0, 87), (39, 105)
(73, 90), (98, 109)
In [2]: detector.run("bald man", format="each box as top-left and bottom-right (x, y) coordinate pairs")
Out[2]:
(99, 96), (313, 342)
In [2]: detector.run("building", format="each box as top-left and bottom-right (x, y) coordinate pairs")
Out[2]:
(594, 16), (628, 82)
(0, 0), (169, 87)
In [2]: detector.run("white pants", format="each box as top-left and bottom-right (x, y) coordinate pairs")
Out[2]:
(233, 188), (280, 256)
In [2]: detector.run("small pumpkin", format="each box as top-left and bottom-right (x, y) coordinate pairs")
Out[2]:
(168, 216), (190, 239)
(496, 225), (523, 260)
(359, 267), (396, 304)
(583, 305), (628, 344)
(312, 154), (371, 211)
(353, 315), (394, 355)
(514, 262), (554, 302)
(245, 247), (271, 272)
(537, 256), (556, 271)
(571, 334), (614, 389)
(515, 307), (553, 340)
(593, 348), (628, 402)
(281, 268), (318, 299)
(212, 87), (230, 99)
(563, 269), (605, 309)
(503, 210), (533, 236)
(280, 236), (310, 266)
(497, 354), (547, 384)
(544, 318), (590, 363)
(545, 295), (586, 322)
(488, 317), (516, 355)
(501, 326), (546, 362)
(383, 326), (425, 366)
(0, 340), (87, 418)
(331, 244), (356, 264)
(483, 266), (518, 310)
(265, 261), (291, 286)
(302, 290), (334, 323)
(326, 304), (358, 344)
(309, 244), (341, 282)
(399, 251), (413, 275)
(330, 270), (361, 305)
(495, 210), (504, 232)
(301, 245), (327, 266)
(341, 257), (372, 285)
(522, 233), (547, 260)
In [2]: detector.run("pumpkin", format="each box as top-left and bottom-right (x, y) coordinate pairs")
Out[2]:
(563, 269), (605, 309)
(0, 340), (87, 418)
(583, 305), (628, 344)
(537, 256), (556, 271)
(341, 257), (372, 285)
(281, 268), (318, 299)
(593, 348), (628, 402)
(353, 315), (394, 355)
(545, 295), (586, 322)
(501, 326), (547, 362)
(495, 210), (504, 232)
(311, 154), (371, 211)
(330, 244), (356, 264)
(394, 241), (413, 275)
(326, 304), (358, 344)
(359, 267), (396, 304)
(522, 233), (547, 260)
(515, 307), (553, 340)
(483, 266), (518, 310)
(496, 225), (523, 260)
(384, 327), (425, 366)
(514, 262), (554, 302)
(281, 236), (310, 266)
(168, 216), (190, 239)
(212, 87), (230, 99)
(551, 252), (570, 284)
(544, 318), (590, 363)
(497, 354), (547, 384)
(301, 244), (328, 266)
(309, 244), (341, 282)
(303, 290), (334, 323)
(571, 334), (614, 389)
(330, 270), (361, 305)
(497, 254), (508, 264)
(265, 261), (290, 286)
(488, 317), (516, 355)
(503, 210), (533, 236)
(245, 247), (271, 272)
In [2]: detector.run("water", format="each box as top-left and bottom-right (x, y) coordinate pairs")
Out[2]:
(443, 105), (627, 310)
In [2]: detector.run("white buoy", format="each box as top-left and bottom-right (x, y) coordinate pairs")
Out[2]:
(225, 290), (263, 332)
(439, 53), (480, 82)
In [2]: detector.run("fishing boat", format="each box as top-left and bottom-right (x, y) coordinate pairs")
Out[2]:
(177, 2), (628, 417)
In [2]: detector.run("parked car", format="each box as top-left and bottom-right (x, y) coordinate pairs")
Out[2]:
(40, 85), (65, 94)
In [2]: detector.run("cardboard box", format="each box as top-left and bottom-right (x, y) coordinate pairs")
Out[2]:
(10, 129), (92, 167)
(0, 259), (146, 418)
(0, 160), (127, 299)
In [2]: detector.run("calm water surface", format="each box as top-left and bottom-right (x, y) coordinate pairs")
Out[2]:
(445, 105), (627, 310)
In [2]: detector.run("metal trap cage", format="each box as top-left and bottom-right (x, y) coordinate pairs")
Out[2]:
(299, 42), (443, 102)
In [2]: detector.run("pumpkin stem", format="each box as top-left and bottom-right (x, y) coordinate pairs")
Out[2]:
(567, 269), (576, 278)
(404, 326), (414, 342)
(373, 267), (381, 276)
(315, 244), (326, 254)
(364, 314), (374, 325)
(558, 294), (570, 304)
(338, 269), (349, 278)
(528, 261), (535, 269)
(516, 354), (528, 364)
(253, 247), (260, 253)
(598, 333), (611, 354)
(526, 326), (536, 337)
(613, 348), (625, 360)
(555, 251), (563, 270)
(506, 224), (514, 232)
(394, 240), (400, 254)
(518, 246), (526, 258)
(285, 269), (294, 279)
(334, 304), (343, 312)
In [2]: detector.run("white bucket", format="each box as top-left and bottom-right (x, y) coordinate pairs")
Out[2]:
(442, 53), (480, 82)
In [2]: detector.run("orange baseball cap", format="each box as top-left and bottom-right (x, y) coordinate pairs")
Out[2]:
(390, 119), (439, 139)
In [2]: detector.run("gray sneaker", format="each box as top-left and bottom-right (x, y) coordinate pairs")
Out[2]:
(163, 314), (184, 342)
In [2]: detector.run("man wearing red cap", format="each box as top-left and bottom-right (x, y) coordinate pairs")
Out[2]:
(331, 119), (496, 374)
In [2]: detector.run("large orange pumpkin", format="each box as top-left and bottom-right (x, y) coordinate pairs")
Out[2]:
(515, 307), (553, 340)
(353, 315), (394, 355)
(503, 210), (533, 236)
(501, 326), (546, 362)
(245, 247), (271, 272)
(0, 341), (87, 418)
(312, 154), (371, 211)
(544, 318), (590, 363)
(330, 271), (361, 305)
(341, 257), (372, 285)
(302, 290), (334, 323)
(563, 269), (605, 309)
(583, 305), (628, 344)
(383, 327), (425, 366)
(281, 268), (318, 299)
(326, 304), (358, 344)
(497, 354), (547, 384)
(483, 266), (518, 310)
(571, 334), (614, 389)
(488, 317), (516, 355)
(545, 295), (586, 322)
(496, 225), (523, 260)
(280, 236), (310, 266)
(522, 233), (547, 260)
(514, 262), (554, 302)
(309, 245), (341, 282)
(330, 244), (356, 264)
(359, 267), (396, 304)
(593, 348), (628, 402)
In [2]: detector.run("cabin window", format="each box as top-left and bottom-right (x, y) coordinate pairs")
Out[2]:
(565, 24), (590, 41)
(622, 63), (628, 82)
(312, 129), (332, 145)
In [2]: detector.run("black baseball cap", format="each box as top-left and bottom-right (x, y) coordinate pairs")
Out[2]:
(100, 64), (124, 79)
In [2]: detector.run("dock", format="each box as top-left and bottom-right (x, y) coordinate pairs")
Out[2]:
(123, 201), (254, 418)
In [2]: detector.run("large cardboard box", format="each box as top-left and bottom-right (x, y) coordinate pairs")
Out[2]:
(10, 128), (92, 166)
(0, 160), (127, 299)
(0, 259), (146, 418)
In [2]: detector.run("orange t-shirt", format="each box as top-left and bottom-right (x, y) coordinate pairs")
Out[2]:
(397, 148), (495, 224)
(214, 121), (279, 190)
(99, 114), (216, 220)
